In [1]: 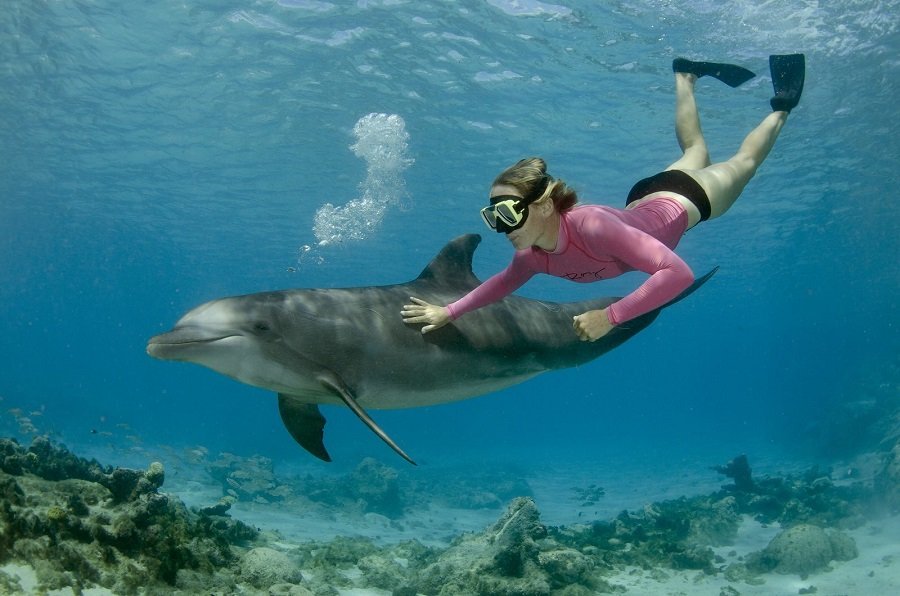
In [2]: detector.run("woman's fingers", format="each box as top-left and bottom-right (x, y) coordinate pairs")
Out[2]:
(402, 297), (450, 334)
(402, 297), (436, 326)
(402, 296), (428, 313)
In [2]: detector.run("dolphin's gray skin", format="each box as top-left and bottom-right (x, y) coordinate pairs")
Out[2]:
(147, 234), (715, 464)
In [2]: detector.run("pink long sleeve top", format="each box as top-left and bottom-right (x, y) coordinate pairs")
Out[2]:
(447, 198), (695, 325)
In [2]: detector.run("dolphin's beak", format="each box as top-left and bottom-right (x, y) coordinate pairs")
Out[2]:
(146, 326), (239, 360)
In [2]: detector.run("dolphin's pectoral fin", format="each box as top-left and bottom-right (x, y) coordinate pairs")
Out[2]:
(318, 374), (417, 466)
(277, 394), (332, 462)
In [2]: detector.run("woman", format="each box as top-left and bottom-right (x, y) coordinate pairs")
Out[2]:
(402, 55), (805, 341)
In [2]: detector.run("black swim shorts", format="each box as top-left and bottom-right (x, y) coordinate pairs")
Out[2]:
(625, 170), (712, 222)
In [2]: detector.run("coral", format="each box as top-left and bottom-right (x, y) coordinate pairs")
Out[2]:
(301, 457), (407, 518)
(300, 460), (532, 515)
(687, 496), (741, 546)
(554, 495), (729, 574)
(308, 535), (380, 567)
(536, 547), (593, 587)
(827, 528), (859, 561)
(0, 437), (260, 594)
(744, 524), (858, 578)
(210, 454), (531, 520)
(358, 538), (437, 593)
(0, 568), (23, 593)
(417, 466), (534, 510)
(714, 455), (755, 492)
(486, 496), (547, 576)
(267, 584), (316, 595)
(287, 535), (381, 590)
(0, 437), (887, 594)
(356, 551), (413, 590)
(411, 497), (606, 595)
(198, 495), (237, 517)
(346, 457), (405, 517)
(713, 455), (869, 529)
(240, 547), (303, 588)
(208, 452), (289, 503)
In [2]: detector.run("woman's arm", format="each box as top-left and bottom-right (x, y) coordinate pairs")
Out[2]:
(446, 259), (534, 319)
(401, 255), (535, 334)
(582, 217), (694, 329)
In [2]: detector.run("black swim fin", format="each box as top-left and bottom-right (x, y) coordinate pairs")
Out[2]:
(672, 58), (755, 88)
(769, 54), (805, 113)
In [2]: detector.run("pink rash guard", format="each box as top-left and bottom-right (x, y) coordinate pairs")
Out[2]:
(447, 197), (694, 326)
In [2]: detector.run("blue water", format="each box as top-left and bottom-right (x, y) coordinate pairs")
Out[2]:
(1, 0), (898, 490)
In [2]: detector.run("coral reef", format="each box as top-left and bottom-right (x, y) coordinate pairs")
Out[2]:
(413, 466), (533, 510)
(414, 497), (568, 595)
(712, 455), (870, 529)
(543, 455), (873, 587)
(0, 435), (163, 503)
(208, 452), (293, 503)
(207, 454), (408, 517)
(281, 454), (882, 593)
(205, 452), (531, 519)
(303, 457), (406, 517)
(551, 493), (737, 578)
(300, 458), (533, 516)
(0, 437), (260, 594)
(0, 436), (894, 595)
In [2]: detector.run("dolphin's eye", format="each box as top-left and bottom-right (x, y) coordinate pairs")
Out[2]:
(254, 322), (271, 332)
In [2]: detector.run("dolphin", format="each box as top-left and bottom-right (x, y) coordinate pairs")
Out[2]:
(147, 234), (715, 465)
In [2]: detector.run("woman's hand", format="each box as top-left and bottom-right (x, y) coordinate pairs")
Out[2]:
(401, 297), (451, 334)
(573, 308), (615, 341)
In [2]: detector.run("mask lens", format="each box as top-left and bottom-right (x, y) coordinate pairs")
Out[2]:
(481, 195), (528, 233)
(480, 206), (499, 230)
(494, 201), (520, 226)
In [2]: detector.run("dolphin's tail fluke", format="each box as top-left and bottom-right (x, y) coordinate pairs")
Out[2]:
(665, 266), (718, 309)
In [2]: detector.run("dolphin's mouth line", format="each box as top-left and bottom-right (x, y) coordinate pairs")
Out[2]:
(149, 333), (242, 347)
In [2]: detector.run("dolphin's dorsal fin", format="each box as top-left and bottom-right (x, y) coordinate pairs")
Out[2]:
(416, 234), (482, 289)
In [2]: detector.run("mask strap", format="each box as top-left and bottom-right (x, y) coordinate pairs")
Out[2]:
(525, 174), (552, 203)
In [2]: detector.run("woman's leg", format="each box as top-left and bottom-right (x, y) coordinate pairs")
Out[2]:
(682, 54), (803, 220)
(682, 111), (788, 219)
(626, 72), (710, 227)
(665, 73), (712, 172)
(629, 57), (796, 224)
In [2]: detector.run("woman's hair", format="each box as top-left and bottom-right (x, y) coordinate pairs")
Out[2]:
(492, 157), (578, 212)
